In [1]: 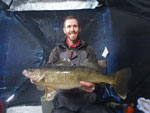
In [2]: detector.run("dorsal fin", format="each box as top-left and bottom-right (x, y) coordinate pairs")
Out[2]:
(81, 59), (101, 72)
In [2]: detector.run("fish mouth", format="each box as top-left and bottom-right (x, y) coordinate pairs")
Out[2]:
(22, 69), (27, 75)
(22, 69), (33, 77)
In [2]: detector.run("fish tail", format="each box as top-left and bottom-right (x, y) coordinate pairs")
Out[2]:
(112, 67), (131, 99)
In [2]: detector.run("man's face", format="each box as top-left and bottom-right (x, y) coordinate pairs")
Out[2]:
(63, 19), (81, 42)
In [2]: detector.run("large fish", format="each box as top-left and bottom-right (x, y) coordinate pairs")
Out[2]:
(22, 65), (131, 101)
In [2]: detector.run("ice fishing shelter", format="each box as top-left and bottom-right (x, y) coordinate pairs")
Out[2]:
(0, 0), (150, 110)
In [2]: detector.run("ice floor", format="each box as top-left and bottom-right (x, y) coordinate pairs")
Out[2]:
(7, 105), (43, 113)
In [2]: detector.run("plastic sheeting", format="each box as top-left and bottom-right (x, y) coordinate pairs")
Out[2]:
(1, 0), (100, 11)
(7, 105), (42, 113)
(0, 11), (46, 106)
(0, 0), (150, 108)
(0, 7), (112, 106)
(1, 0), (12, 6)
(109, 7), (150, 104)
(106, 0), (150, 19)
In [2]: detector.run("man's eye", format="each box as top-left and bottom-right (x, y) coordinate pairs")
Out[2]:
(67, 26), (71, 28)
(74, 25), (77, 27)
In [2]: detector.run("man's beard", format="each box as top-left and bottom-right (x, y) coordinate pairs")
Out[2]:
(67, 31), (79, 40)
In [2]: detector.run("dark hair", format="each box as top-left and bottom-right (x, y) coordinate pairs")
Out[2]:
(63, 15), (80, 27)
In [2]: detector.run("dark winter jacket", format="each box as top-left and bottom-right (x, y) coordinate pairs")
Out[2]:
(47, 39), (97, 66)
(46, 39), (104, 111)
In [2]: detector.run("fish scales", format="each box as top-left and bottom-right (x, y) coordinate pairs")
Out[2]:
(42, 66), (114, 89)
(23, 66), (131, 100)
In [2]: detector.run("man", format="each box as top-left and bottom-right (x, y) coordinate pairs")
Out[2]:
(47, 16), (96, 93)
(26, 16), (115, 113)
(46, 16), (114, 113)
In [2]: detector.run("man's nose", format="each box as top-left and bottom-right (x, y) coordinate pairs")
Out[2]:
(70, 27), (75, 31)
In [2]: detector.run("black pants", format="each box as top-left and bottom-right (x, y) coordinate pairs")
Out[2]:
(52, 104), (115, 113)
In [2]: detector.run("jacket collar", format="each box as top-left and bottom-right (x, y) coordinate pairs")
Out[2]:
(59, 38), (87, 50)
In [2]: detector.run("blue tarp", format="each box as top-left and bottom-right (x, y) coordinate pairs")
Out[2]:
(0, 0), (150, 108)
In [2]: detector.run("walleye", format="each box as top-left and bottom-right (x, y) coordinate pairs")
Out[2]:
(22, 66), (131, 101)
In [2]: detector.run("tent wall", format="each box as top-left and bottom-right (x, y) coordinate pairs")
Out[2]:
(109, 7), (150, 103)
(0, 8), (112, 106)
(0, 1), (150, 106)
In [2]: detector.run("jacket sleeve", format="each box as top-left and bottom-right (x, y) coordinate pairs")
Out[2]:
(46, 46), (60, 67)
(86, 46), (98, 63)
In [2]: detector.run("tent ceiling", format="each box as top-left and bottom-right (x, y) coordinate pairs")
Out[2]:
(1, 0), (12, 6)
(1, 0), (101, 11)
(1, 0), (150, 19)
(0, 0), (150, 106)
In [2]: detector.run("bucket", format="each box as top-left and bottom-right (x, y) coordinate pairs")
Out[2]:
(41, 96), (54, 113)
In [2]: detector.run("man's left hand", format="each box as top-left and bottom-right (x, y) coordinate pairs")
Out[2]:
(79, 81), (95, 92)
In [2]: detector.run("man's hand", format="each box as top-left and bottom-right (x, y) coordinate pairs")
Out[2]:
(79, 81), (95, 92)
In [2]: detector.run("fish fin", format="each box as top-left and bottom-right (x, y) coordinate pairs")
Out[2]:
(44, 87), (56, 101)
(112, 67), (131, 99)
(54, 58), (71, 66)
(37, 85), (46, 91)
(37, 77), (46, 90)
(81, 59), (101, 72)
(37, 74), (46, 82)
(98, 60), (106, 68)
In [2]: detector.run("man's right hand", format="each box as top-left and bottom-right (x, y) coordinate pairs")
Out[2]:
(79, 81), (95, 92)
